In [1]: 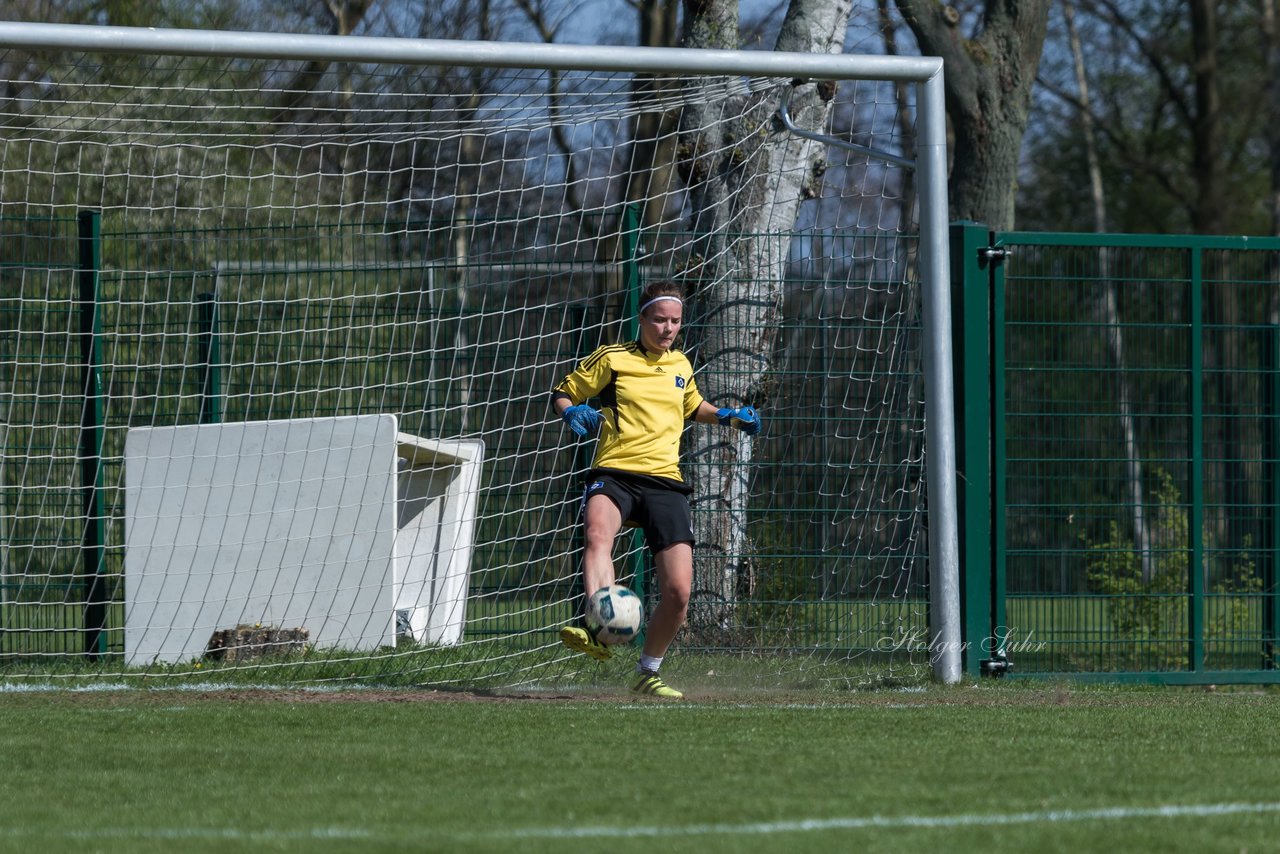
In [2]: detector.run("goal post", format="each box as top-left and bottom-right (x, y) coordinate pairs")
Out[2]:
(0, 21), (959, 685)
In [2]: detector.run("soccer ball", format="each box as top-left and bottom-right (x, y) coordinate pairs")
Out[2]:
(586, 584), (643, 645)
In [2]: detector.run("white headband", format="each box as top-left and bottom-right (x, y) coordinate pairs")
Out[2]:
(639, 295), (682, 315)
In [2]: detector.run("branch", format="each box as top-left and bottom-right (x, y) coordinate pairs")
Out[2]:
(269, 0), (374, 128)
(1082, 0), (1195, 127)
(512, 0), (591, 231)
(891, 0), (979, 116)
(1035, 74), (1194, 212)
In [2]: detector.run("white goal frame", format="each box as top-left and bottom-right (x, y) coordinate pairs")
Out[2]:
(0, 20), (961, 683)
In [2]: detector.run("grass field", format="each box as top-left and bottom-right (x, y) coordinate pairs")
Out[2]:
(1, 679), (1278, 853)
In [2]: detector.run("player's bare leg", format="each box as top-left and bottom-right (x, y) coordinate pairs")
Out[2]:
(560, 493), (624, 662)
(631, 541), (690, 699)
(581, 493), (622, 595)
(642, 541), (691, 657)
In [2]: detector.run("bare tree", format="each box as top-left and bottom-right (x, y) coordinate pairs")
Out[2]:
(1188, 0), (1223, 233)
(1180, 0), (1249, 560)
(269, 0), (376, 127)
(624, 0), (684, 232)
(1031, 0), (1260, 234)
(677, 0), (855, 622)
(1030, 1), (1265, 579)
(1063, 0), (1153, 581)
(891, 0), (1053, 230)
(877, 0), (917, 229)
(1264, 0), (1280, 239)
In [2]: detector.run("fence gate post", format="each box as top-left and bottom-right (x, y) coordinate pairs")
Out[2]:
(1266, 324), (1280, 669)
(951, 221), (995, 677)
(1186, 248), (1206, 672)
(620, 204), (648, 628)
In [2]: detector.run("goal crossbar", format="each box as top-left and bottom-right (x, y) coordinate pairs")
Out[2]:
(0, 21), (942, 80)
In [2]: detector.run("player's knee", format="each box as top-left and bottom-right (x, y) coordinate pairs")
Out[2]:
(582, 523), (616, 549)
(661, 582), (690, 614)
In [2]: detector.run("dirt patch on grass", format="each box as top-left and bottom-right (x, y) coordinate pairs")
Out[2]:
(188, 683), (1266, 708)
(208, 688), (594, 704)
(1, 681), (1269, 709)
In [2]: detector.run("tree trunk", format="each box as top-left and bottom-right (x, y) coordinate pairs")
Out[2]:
(1188, 0), (1223, 234)
(1266, 0), (1280, 237)
(678, 0), (852, 626)
(626, 0), (683, 231)
(449, 9), (494, 437)
(892, 0), (1051, 230)
(877, 0), (918, 232)
(1065, 0), (1153, 581)
(597, 0), (682, 332)
(1187, 0), (1246, 565)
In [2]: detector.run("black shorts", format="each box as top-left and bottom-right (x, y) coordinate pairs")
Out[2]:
(582, 469), (694, 555)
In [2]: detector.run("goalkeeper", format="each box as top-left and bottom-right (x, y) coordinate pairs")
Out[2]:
(551, 279), (761, 699)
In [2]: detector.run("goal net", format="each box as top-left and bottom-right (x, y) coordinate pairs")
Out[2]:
(0, 22), (957, 689)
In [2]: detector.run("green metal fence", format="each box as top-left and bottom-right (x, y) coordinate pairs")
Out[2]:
(0, 212), (932, 671)
(16, 214), (1276, 683)
(956, 223), (1280, 682)
(1, 215), (618, 656)
(0, 215), (97, 654)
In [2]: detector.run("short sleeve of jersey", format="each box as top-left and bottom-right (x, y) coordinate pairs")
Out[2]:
(553, 344), (615, 404)
(681, 359), (704, 419)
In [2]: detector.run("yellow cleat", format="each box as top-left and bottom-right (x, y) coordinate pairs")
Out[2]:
(559, 624), (613, 662)
(630, 671), (683, 700)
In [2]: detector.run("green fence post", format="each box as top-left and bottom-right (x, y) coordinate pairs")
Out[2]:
(990, 239), (1009, 666)
(569, 301), (591, 621)
(621, 203), (642, 334)
(1189, 248), (1205, 672)
(77, 210), (107, 659)
(1267, 324), (1280, 669)
(197, 292), (221, 424)
(951, 222), (995, 677)
(620, 204), (648, 623)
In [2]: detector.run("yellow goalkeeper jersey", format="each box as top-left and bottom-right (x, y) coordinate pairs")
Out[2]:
(553, 340), (705, 481)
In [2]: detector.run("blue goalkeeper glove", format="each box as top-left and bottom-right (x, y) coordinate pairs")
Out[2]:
(562, 403), (602, 437)
(716, 406), (761, 436)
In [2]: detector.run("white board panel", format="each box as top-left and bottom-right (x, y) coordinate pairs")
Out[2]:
(124, 415), (398, 665)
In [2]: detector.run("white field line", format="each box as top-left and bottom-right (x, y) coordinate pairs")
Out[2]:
(0, 682), (353, 693)
(481, 802), (1280, 840)
(0, 827), (372, 842)
(3, 802), (1276, 844)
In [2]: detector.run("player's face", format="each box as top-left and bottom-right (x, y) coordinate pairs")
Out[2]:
(639, 300), (682, 353)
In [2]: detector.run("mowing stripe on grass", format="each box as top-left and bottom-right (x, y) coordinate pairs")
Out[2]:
(483, 801), (1280, 840)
